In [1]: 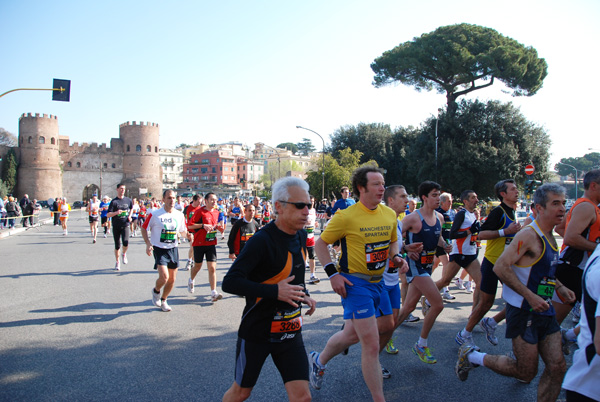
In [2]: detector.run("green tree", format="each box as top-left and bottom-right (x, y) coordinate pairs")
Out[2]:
(296, 138), (315, 156)
(277, 142), (299, 154)
(371, 23), (548, 114)
(555, 153), (600, 178)
(0, 128), (18, 146)
(0, 179), (8, 199)
(305, 147), (375, 200)
(1, 148), (18, 193)
(407, 99), (551, 199)
(261, 160), (302, 189)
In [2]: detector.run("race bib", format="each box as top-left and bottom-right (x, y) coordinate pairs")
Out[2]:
(241, 233), (254, 242)
(118, 210), (129, 217)
(305, 225), (315, 234)
(205, 230), (217, 242)
(536, 277), (556, 300)
(270, 307), (302, 342)
(365, 241), (390, 271)
(160, 229), (177, 244)
(420, 250), (436, 268)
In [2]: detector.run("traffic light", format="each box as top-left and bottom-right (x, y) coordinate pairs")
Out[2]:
(525, 180), (542, 195)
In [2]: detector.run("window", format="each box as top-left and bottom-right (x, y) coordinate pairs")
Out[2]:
(201, 167), (207, 173)
(212, 167), (216, 173)
(67, 162), (72, 167)
(112, 163), (116, 168)
(155, 146), (158, 152)
(201, 175), (209, 180)
(147, 145), (151, 152)
(103, 163), (108, 168)
(39, 136), (45, 144)
(136, 145), (141, 152)
(220, 167), (222, 171)
(76, 162), (81, 168)
(28, 136), (32, 144)
(51, 137), (56, 145)
(127, 145), (131, 152)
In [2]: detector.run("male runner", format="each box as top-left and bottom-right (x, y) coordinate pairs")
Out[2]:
(252, 196), (263, 225)
(221, 177), (316, 402)
(100, 195), (111, 238)
(305, 195), (320, 284)
(378, 185), (414, 370)
(460, 179), (522, 346)
(456, 183), (575, 402)
(217, 198), (228, 239)
(107, 183), (133, 271)
(309, 166), (403, 402)
(182, 194), (202, 270)
(562, 244), (600, 401)
(142, 189), (187, 312)
(394, 181), (452, 364)
(227, 204), (260, 260)
(433, 192), (455, 300)
(260, 202), (272, 227)
(130, 198), (140, 237)
(188, 192), (224, 302)
(228, 197), (243, 227)
(435, 190), (482, 311)
(331, 186), (355, 215)
(87, 194), (101, 243)
(553, 169), (600, 324)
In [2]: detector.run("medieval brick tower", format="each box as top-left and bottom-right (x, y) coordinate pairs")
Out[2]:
(119, 121), (162, 198)
(16, 113), (63, 201)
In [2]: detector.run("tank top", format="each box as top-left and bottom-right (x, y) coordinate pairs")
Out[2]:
(502, 220), (559, 316)
(407, 210), (441, 271)
(484, 205), (517, 264)
(559, 198), (600, 270)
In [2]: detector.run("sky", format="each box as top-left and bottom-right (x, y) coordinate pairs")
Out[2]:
(1, 0), (599, 168)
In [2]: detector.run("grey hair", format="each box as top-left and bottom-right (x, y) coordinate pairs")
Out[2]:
(583, 169), (600, 190)
(440, 192), (452, 203)
(271, 177), (310, 207)
(533, 183), (566, 207)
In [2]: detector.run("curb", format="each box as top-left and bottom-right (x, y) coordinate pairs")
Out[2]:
(0, 217), (54, 239)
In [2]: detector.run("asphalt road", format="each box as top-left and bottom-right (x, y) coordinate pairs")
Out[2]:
(0, 212), (574, 401)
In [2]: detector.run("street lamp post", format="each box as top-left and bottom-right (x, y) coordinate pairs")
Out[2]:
(557, 162), (579, 199)
(296, 126), (325, 201)
(434, 108), (442, 182)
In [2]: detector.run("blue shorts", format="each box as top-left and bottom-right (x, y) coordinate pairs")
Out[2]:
(376, 283), (400, 318)
(406, 259), (431, 284)
(340, 273), (385, 320)
(480, 257), (502, 295)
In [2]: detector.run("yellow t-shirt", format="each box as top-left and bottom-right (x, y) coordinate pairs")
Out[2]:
(321, 201), (398, 276)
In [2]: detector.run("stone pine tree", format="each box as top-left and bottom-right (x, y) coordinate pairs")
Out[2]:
(371, 23), (548, 115)
(1, 148), (18, 194)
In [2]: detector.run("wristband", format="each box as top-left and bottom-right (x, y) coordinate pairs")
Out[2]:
(324, 263), (338, 277)
(498, 229), (505, 237)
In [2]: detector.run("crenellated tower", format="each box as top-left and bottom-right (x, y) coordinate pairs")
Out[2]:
(119, 121), (162, 198)
(16, 113), (62, 200)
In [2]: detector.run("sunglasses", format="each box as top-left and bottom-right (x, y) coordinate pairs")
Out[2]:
(278, 200), (311, 209)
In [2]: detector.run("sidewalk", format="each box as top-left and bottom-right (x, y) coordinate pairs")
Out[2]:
(0, 208), (85, 239)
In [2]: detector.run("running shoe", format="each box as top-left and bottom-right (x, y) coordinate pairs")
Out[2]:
(455, 278), (466, 290)
(465, 281), (473, 293)
(103, 233), (107, 238)
(421, 296), (430, 317)
(455, 344), (480, 381)
(151, 289), (161, 307)
(309, 351), (325, 390)
(381, 366), (391, 379)
(122, 253), (128, 265)
(385, 339), (399, 354)
(211, 292), (223, 302)
(455, 331), (476, 347)
(114, 261), (120, 271)
(188, 278), (195, 293)
(92, 239), (96, 244)
(309, 275), (320, 284)
(161, 300), (172, 312)
(442, 291), (456, 300)
(479, 317), (499, 346)
(405, 313), (420, 323)
(412, 343), (437, 364)
(107, 229), (111, 234)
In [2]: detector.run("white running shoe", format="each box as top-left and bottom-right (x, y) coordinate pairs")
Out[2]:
(465, 281), (474, 293)
(122, 253), (128, 265)
(114, 261), (121, 271)
(211, 292), (223, 302)
(188, 278), (195, 293)
(103, 233), (107, 238)
(442, 291), (456, 300)
(151, 289), (161, 307)
(161, 300), (172, 312)
(455, 278), (466, 290)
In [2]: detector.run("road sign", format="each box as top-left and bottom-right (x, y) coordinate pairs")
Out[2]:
(525, 164), (535, 175)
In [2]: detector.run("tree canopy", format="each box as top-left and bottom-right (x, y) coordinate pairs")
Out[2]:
(371, 23), (548, 114)
(0, 128), (17, 147)
(277, 142), (299, 154)
(297, 138), (316, 156)
(327, 100), (551, 199)
(554, 153), (600, 178)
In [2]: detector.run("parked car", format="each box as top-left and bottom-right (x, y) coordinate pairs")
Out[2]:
(38, 200), (49, 208)
(72, 201), (85, 209)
